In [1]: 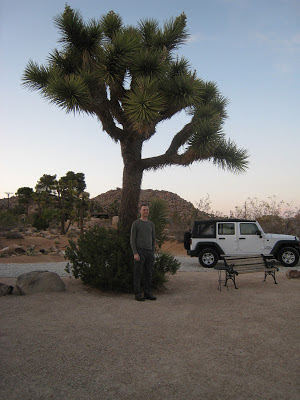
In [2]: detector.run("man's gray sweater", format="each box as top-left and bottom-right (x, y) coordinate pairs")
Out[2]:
(130, 219), (156, 254)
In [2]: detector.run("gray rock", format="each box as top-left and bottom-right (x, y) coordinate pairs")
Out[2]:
(0, 244), (26, 255)
(0, 283), (14, 296)
(16, 271), (66, 295)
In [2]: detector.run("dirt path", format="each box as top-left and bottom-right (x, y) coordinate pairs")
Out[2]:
(0, 271), (299, 400)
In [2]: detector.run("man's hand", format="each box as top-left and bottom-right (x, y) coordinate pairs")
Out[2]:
(134, 253), (140, 261)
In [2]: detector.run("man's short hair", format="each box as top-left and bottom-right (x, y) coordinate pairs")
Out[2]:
(139, 203), (149, 209)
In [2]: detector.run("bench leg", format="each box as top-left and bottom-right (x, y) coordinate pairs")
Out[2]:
(264, 271), (278, 284)
(217, 270), (229, 291)
(225, 271), (238, 289)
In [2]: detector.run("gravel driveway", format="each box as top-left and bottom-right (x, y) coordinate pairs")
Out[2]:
(0, 256), (298, 277)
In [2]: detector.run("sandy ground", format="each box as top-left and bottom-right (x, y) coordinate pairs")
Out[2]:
(1, 264), (299, 399)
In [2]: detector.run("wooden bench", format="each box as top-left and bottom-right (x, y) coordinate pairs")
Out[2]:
(215, 255), (279, 290)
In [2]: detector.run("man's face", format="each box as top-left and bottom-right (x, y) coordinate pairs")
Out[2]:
(140, 206), (149, 218)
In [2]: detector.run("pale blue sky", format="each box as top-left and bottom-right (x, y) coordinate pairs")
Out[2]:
(1, 0), (299, 214)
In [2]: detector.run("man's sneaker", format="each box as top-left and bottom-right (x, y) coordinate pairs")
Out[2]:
(144, 294), (157, 300)
(135, 295), (145, 301)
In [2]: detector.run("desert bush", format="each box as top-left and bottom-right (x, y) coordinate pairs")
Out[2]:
(4, 231), (24, 239)
(65, 226), (180, 292)
(32, 208), (59, 230)
(152, 252), (180, 288)
(32, 213), (49, 230)
(65, 226), (134, 292)
(0, 210), (22, 231)
(67, 230), (79, 239)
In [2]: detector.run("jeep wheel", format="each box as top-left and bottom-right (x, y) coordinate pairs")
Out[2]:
(198, 248), (219, 268)
(278, 247), (299, 267)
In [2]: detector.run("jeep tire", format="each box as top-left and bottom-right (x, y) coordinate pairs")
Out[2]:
(198, 248), (219, 268)
(278, 247), (299, 267)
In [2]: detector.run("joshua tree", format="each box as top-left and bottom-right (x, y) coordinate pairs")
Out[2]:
(35, 171), (87, 234)
(15, 187), (34, 215)
(23, 5), (248, 232)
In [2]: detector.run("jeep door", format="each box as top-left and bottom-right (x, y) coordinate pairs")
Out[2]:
(216, 222), (238, 254)
(237, 222), (264, 254)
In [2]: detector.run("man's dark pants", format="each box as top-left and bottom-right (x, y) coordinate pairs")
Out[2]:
(134, 248), (154, 296)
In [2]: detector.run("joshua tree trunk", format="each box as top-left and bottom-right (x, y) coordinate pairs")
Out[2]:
(60, 211), (66, 235)
(118, 140), (144, 233)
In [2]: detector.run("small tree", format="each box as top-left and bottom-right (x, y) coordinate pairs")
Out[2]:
(56, 171), (87, 234)
(15, 187), (34, 216)
(34, 171), (89, 233)
(34, 174), (57, 216)
(195, 194), (212, 216)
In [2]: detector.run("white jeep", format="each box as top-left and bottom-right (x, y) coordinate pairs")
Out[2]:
(184, 219), (300, 268)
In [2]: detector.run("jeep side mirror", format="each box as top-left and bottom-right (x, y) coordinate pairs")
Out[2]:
(256, 230), (262, 238)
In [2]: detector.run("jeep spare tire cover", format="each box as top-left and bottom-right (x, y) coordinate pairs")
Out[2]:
(184, 231), (191, 250)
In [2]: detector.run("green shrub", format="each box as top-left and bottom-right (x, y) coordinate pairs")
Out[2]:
(152, 252), (180, 289)
(65, 226), (180, 293)
(4, 231), (24, 239)
(0, 211), (21, 231)
(32, 213), (49, 230)
(32, 208), (59, 230)
(65, 226), (134, 292)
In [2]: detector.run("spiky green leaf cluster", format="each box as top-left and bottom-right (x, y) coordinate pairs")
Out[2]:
(123, 77), (165, 132)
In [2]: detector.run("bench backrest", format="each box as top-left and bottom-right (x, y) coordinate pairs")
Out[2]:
(223, 255), (276, 273)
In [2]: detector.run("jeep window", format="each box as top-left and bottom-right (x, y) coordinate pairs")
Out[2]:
(218, 223), (235, 235)
(194, 222), (215, 238)
(240, 223), (259, 235)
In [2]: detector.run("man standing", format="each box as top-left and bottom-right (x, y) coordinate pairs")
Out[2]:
(130, 204), (156, 301)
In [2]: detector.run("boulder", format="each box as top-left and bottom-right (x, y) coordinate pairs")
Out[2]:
(0, 246), (10, 254)
(16, 271), (66, 295)
(0, 244), (26, 255)
(286, 270), (300, 279)
(0, 283), (14, 296)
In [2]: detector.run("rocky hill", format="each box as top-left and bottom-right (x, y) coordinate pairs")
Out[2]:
(0, 196), (18, 210)
(0, 190), (200, 236)
(92, 188), (198, 223)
